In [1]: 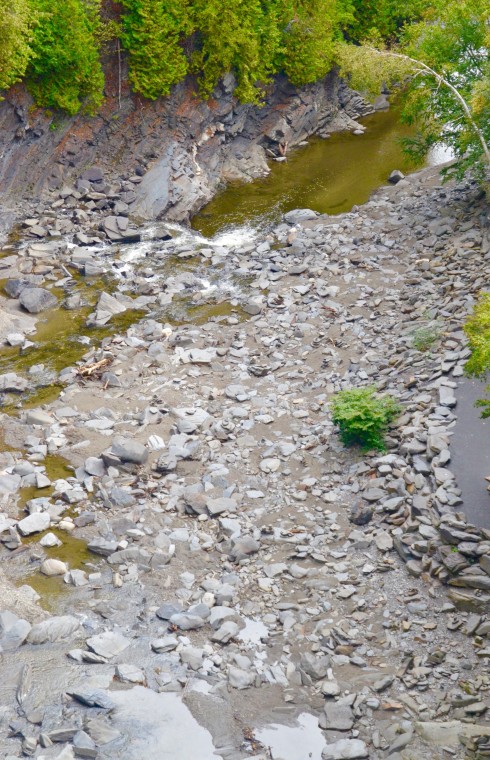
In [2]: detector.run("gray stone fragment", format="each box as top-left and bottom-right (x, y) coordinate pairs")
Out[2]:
(73, 730), (97, 758)
(115, 664), (145, 683)
(17, 512), (50, 535)
(27, 616), (80, 644)
(230, 535), (260, 561)
(111, 436), (148, 464)
(86, 631), (130, 659)
(322, 738), (368, 759)
(211, 621), (239, 643)
(68, 689), (116, 710)
(228, 666), (255, 689)
(301, 652), (330, 680)
(19, 287), (57, 313)
(0, 612), (31, 650)
(151, 636), (179, 653)
(169, 613), (205, 631)
(322, 703), (354, 731)
(0, 373), (28, 393)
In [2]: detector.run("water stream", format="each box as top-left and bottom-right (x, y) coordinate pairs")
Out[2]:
(192, 106), (449, 239)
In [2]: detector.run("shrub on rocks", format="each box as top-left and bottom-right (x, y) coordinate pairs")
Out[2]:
(331, 386), (400, 452)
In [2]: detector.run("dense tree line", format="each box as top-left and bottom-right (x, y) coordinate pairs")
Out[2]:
(1, 0), (425, 113)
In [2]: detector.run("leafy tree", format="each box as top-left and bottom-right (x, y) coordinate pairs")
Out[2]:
(27, 0), (104, 115)
(336, 0), (490, 181)
(464, 293), (490, 417)
(120, 0), (193, 100)
(0, 0), (37, 94)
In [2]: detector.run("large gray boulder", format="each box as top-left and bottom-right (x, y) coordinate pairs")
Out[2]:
(19, 287), (57, 313)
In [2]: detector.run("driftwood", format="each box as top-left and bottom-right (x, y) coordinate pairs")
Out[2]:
(77, 357), (113, 381)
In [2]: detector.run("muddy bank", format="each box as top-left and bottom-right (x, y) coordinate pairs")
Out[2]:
(1, 163), (490, 759)
(0, 72), (374, 234)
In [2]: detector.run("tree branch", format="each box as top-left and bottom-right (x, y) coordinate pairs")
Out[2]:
(367, 47), (490, 170)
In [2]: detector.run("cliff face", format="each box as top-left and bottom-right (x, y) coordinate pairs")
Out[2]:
(0, 69), (373, 226)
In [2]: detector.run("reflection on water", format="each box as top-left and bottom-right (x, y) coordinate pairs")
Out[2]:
(192, 107), (450, 239)
(257, 713), (326, 760)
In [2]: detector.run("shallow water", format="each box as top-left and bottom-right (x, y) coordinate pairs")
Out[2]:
(193, 107), (424, 238)
(256, 712), (326, 760)
(108, 687), (223, 759)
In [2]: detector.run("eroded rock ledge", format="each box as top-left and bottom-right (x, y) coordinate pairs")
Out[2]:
(0, 72), (373, 232)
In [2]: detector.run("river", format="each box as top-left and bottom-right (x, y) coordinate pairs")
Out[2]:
(193, 106), (450, 239)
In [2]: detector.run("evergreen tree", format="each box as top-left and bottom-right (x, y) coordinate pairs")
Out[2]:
(27, 0), (104, 115)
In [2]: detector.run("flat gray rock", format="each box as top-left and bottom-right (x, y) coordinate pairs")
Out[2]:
(0, 373), (28, 393)
(111, 437), (148, 464)
(17, 512), (50, 536)
(322, 738), (368, 759)
(86, 631), (130, 659)
(27, 616), (80, 644)
(19, 287), (57, 313)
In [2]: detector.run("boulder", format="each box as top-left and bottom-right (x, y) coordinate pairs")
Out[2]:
(19, 287), (57, 313)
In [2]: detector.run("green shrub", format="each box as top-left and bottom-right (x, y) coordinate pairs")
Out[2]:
(331, 385), (400, 451)
(464, 292), (490, 417)
(411, 321), (442, 351)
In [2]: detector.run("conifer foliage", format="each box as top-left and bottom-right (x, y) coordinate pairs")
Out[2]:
(1, 0), (488, 187)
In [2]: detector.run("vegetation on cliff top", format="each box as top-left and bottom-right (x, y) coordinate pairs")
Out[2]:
(0, 0), (488, 181)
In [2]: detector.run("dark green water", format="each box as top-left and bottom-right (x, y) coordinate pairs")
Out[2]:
(192, 108), (422, 238)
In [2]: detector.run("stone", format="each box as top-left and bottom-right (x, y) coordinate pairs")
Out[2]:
(84, 457), (105, 477)
(86, 631), (130, 659)
(17, 512), (50, 535)
(349, 501), (374, 525)
(151, 636), (178, 653)
(25, 409), (54, 426)
(284, 209), (318, 223)
(322, 680), (341, 697)
(115, 664), (145, 683)
(301, 652), (330, 680)
(206, 497), (237, 516)
(19, 287), (57, 313)
(0, 613), (31, 650)
(375, 532), (393, 551)
(169, 613), (205, 631)
(228, 666), (255, 689)
(111, 436), (148, 464)
(388, 170), (405, 184)
(27, 616), (80, 644)
(414, 720), (490, 747)
(230, 535), (260, 561)
(72, 730), (97, 758)
(155, 602), (183, 620)
(68, 689), (116, 710)
(322, 739), (368, 759)
(322, 704), (354, 731)
(40, 559), (68, 576)
(0, 373), (28, 393)
(211, 621), (240, 643)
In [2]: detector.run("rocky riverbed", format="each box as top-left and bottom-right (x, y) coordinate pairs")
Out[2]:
(0, 162), (490, 760)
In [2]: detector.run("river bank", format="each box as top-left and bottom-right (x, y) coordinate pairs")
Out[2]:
(1, 160), (490, 759)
